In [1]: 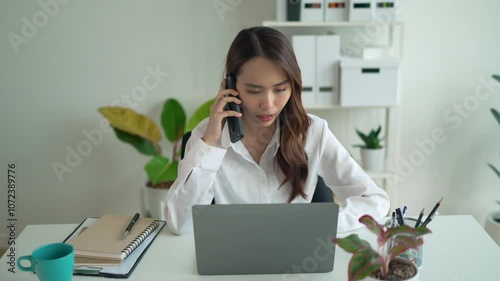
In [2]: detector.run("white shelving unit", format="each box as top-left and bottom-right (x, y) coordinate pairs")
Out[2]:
(262, 19), (404, 194)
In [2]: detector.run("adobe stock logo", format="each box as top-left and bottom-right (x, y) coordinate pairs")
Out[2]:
(213, 0), (243, 20)
(7, 0), (71, 54)
(282, 235), (336, 281)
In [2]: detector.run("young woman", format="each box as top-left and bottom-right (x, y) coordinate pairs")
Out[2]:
(165, 26), (389, 235)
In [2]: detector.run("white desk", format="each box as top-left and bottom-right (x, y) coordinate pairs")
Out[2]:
(1, 215), (499, 281)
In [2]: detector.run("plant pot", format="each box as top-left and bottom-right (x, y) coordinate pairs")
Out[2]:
(140, 185), (169, 220)
(360, 147), (385, 172)
(361, 259), (419, 281)
(484, 210), (500, 246)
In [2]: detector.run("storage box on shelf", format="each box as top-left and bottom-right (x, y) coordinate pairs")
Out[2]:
(340, 57), (399, 107)
(276, 0), (399, 23)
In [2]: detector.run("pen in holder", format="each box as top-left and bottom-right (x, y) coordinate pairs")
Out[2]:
(385, 217), (423, 269)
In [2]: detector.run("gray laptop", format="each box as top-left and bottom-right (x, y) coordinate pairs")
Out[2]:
(192, 203), (339, 275)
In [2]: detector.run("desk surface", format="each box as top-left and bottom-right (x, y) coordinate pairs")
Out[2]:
(1, 215), (499, 281)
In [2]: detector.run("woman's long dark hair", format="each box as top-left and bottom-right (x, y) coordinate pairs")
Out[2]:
(225, 26), (312, 202)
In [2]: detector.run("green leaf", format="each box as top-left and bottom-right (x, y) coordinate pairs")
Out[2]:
(355, 127), (383, 149)
(491, 108), (500, 126)
(348, 248), (382, 281)
(332, 234), (372, 254)
(114, 128), (160, 156)
(144, 156), (178, 184)
(489, 164), (500, 179)
(161, 99), (186, 143)
(384, 225), (431, 241)
(99, 107), (161, 144)
(359, 215), (384, 239)
(492, 74), (500, 83)
(185, 98), (215, 133)
(389, 236), (423, 257)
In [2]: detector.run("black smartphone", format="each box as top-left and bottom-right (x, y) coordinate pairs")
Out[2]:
(225, 73), (244, 143)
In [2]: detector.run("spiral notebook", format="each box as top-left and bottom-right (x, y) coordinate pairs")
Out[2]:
(64, 214), (165, 278)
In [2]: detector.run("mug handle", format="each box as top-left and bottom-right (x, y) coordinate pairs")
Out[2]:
(17, 255), (35, 272)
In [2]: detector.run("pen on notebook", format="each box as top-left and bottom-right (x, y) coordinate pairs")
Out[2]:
(421, 197), (443, 227)
(122, 213), (140, 240)
(415, 208), (425, 227)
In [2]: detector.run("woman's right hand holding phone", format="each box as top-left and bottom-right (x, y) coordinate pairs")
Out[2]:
(202, 79), (242, 146)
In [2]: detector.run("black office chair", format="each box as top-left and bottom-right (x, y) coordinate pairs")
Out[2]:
(180, 131), (333, 203)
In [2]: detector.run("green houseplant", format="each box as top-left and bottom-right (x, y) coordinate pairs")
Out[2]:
(98, 98), (213, 219)
(484, 74), (500, 245)
(354, 126), (385, 171)
(332, 215), (431, 281)
(99, 98), (214, 189)
(355, 126), (383, 149)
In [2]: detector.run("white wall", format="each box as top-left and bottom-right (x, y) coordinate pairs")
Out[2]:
(0, 0), (275, 247)
(395, 0), (500, 223)
(0, 0), (499, 247)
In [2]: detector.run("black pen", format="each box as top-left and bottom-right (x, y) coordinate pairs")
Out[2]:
(415, 208), (425, 227)
(421, 197), (443, 227)
(122, 213), (140, 240)
(395, 208), (404, 226)
(421, 213), (436, 227)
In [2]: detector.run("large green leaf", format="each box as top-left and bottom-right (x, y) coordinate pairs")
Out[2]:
(144, 156), (178, 184)
(359, 215), (384, 242)
(185, 98), (215, 133)
(492, 74), (500, 83)
(389, 236), (423, 257)
(99, 107), (161, 144)
(348, 248), (381, 281)
(161, 99), (186, 143)
(332, 234), (371, 254)
(113, 128), (160, 156)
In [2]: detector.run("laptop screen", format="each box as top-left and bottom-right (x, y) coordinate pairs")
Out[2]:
(192, 203), (339, 275)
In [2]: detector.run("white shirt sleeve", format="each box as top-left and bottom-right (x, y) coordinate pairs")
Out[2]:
(316, 119), (390, 232)
(164, 129), (227, 235)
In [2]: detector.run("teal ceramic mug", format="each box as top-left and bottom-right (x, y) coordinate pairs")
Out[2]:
(17, 243), (74, 281)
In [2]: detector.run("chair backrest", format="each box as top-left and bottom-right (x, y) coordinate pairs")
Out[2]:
(180, 132), (333, 203)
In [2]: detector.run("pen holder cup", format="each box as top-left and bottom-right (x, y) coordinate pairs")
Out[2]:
(385, 217), (423, 269)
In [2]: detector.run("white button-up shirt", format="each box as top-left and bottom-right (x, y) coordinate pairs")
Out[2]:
(165, 114), (390, 235)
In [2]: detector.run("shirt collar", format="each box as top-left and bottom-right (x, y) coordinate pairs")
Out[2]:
(220, 119), (281, 156)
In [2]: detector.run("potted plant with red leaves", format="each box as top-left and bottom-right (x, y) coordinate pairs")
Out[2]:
(332, 215), (431, 281)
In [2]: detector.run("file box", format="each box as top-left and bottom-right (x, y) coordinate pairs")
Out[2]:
(301, 0), (324, 21)
(324, 0), (348, 22)
(292, 35), (316, 107)
(349, 0), (375, 21)
(375, 0), (397, 21)
(316, 35), (341, 106)
(340, 57), (399, 106)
